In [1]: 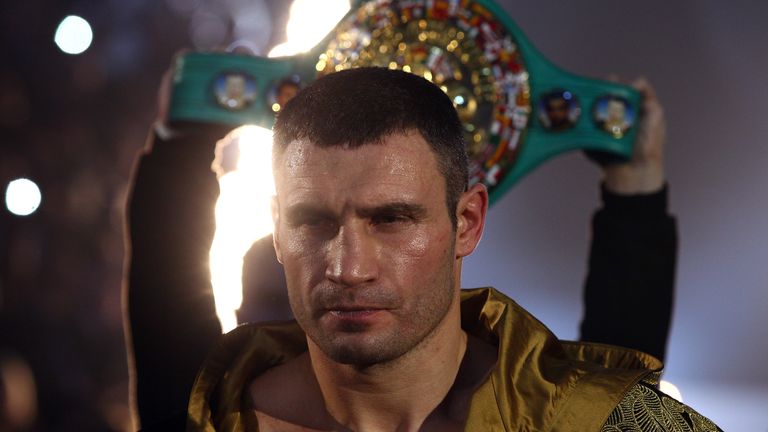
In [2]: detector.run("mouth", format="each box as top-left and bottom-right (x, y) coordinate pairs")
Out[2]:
(324, 306), (389, 321)
(329, 309), (380, 317)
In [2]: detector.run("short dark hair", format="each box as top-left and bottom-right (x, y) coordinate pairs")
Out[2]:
(272, 67), (468, 228)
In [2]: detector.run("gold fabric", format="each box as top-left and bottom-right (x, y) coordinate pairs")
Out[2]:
(602, 382), (722, 432)
(187, 288), (717, 431)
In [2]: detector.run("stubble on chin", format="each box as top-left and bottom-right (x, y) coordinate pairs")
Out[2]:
(304, 282), (457, 367)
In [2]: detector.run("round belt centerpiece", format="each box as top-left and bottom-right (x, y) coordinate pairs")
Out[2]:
(316, 1), (531, 191)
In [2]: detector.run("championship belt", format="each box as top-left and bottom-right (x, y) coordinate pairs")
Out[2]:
(170, 0), (640, 203)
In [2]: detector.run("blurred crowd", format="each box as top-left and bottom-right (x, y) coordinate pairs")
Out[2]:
(0, 0), (288, 429)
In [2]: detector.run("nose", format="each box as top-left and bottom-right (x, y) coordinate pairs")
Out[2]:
(325, 222), (379, 287)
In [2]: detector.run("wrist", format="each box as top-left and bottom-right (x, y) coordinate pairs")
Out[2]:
(603, 163), (664, 195)
(601, 182), (669, 216)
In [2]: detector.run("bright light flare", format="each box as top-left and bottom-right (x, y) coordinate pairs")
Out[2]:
(211, 0), (351, 331)
(660, 380), (684, 402)
(268, 0), (350, 57)
(209, 126), (275, 332)
(54, 15), (93, 55)
(5, 178), (42, 216)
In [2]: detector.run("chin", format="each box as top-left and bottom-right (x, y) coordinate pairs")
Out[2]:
(329, 349), (399, 367)
(320, 337), (410, 367)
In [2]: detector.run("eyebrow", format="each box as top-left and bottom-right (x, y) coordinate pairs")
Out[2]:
(283, 203), (335, 224)
(357, 202), (428, 220)
(283, 202), (428, 222)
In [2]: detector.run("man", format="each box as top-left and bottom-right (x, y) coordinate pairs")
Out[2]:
(179, 68), (718, 431)
(128, 63), (677, 428)
(128, 62), (677, 430)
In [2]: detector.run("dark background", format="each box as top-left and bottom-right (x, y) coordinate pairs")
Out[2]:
(1, 0), (766, 430)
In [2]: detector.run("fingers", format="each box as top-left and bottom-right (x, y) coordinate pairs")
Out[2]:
(600, 74), (666, 194)
(156, 68), (172, 123)
(156, 49), (192, 124)
(605, 75), (655, 99)
(631, 77), (655, 99)
(605, 74), (660, 111)
(632, 77), (664, 113)
(172, 47), (191, 62)
(632, 77), (665, 163)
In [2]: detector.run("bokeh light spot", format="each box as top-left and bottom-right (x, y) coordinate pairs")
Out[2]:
(5, 178), (42, 216)
(54, 15), (93, 55)
(660, 380), (684, 402)
(189, 10), (227, 50)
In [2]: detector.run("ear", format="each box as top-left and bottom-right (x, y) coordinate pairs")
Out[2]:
(454, 183), (488, 258)
(271, 195), (284, 264)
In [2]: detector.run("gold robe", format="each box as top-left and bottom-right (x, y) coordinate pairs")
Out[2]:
(187, 288), (721, 431)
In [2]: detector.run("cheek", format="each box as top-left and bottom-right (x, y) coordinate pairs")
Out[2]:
(278, 225), (326, 264)
(283, 253), (323, 286)
(278, 229), (326, 291)
(281, 252), (325, 323)
(383, 226), (453, 272)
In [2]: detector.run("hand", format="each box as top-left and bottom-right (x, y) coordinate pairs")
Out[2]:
(150, 49), (234, 146)
(155, 49), (189, 126)
(602, 78), (666, 195)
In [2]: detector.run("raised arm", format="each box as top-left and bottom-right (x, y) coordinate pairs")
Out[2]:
(125, 63), (233, 429)
(580, 79), (677, 361)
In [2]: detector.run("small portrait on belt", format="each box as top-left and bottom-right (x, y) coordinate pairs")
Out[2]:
(593, 95), (636, 138)
(268, 75), (302, 113)
(538, 89), (581, 131)
(213, 71), (257, 111)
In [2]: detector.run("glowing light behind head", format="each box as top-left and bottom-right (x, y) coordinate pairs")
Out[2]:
(210, 0), (351, 332)
(210, 126), (275, 332)
(54, 15), (93, 55)
(268, 0), (351, 57)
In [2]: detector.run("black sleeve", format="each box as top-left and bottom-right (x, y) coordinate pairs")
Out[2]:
(125, 125), (233, 429)
(579, 184), (677, 362)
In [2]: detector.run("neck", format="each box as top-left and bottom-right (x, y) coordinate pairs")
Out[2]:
(308, 294), (467, 432)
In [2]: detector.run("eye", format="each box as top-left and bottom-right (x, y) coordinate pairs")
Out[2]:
(302, 217), (337, 230)
(287, 213), (336, 232)
(371, 213), (409, 226)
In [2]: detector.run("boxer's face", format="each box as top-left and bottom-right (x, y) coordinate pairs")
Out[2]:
(272, 130), (460, 366)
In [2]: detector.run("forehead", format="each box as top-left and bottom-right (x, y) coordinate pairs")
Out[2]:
(274, 131), (443, 207)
